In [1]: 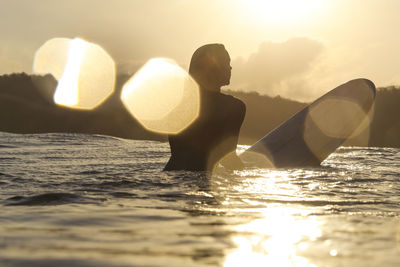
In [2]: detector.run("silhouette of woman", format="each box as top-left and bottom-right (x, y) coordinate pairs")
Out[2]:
(164, 44), (246, 171)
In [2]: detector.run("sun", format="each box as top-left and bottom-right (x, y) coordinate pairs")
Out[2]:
(235, 0), (326, 26)
(54, 38), (88, 106)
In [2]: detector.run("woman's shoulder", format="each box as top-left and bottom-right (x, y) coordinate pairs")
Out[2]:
(220, 93), (246, 112)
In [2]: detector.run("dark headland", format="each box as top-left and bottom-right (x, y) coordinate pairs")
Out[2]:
(0, 73), (164, 141)
(0, 73), (399, 148)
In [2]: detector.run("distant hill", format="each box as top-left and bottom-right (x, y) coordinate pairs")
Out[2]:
(0, 73), (164, 141)
(369, 86), (400, 147)
(0, 73), (399, 148)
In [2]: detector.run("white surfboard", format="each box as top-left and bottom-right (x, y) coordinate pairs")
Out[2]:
(239, 78), (376, 168)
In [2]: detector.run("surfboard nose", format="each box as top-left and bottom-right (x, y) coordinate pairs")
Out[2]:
(361, 79), (376, 97)
(337, 78), (376, 113)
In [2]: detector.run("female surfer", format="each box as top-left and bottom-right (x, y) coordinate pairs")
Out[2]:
(164, 44), (246, 171)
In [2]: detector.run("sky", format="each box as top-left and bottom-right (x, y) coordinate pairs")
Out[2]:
(1, 0), (400, 101)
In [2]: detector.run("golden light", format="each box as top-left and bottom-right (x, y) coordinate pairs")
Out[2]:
(396, 224), (400, 252)
(33, 37), (115, 109)
(224, 206), (322, 267)
(235, 0), (326, 26)
(306, 98), (368, 139)
(54, 38), (88, 106)
(222, 170), (323, 267)
(120, 58), (200, 134)
(303, 83), (375, 162)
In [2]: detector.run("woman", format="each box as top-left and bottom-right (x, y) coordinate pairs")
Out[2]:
(164, 44), (246, 171)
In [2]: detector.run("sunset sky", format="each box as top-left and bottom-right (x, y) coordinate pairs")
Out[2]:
(2, 0), (400, 101)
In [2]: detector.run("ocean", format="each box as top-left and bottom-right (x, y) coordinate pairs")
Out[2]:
(0, 132), (399, 267)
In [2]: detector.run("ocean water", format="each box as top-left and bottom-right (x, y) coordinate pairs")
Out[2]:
(0, 132), (399, 267)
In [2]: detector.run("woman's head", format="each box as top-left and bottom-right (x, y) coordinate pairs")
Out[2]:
(189, 44), (231, 91)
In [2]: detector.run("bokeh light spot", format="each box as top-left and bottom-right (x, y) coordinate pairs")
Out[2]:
(306, 97), (368, 139)
(304, 79), (375, 161)
(120, 58), (200, 134)
(33, 37), (116, 109)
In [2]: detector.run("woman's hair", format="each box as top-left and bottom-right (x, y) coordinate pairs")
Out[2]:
(188, 44), (227, 88)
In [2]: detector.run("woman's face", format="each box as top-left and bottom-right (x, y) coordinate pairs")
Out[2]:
(217, 49), (232, 86)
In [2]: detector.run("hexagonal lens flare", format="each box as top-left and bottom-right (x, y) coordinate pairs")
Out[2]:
(33, 37), (115, 109)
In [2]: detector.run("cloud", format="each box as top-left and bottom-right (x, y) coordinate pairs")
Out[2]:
(230, 37), (324, 101)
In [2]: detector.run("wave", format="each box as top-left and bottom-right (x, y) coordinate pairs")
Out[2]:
(77, 170), (103, 175)
(0, 144), (17, 148)
(4, 192), (104, 206)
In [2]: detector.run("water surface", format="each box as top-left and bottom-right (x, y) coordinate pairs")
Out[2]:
(0, 132), (399, 266)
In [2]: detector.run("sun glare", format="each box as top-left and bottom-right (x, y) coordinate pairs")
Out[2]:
(33, 37), (115, 109)
(120, 58), (200, 134)
(54, 38), (88, 106)
(236, 0), (326, 26)
(303, 79), (375, 161)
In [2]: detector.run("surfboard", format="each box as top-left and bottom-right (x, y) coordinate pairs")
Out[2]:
(239, 78), (376, 168)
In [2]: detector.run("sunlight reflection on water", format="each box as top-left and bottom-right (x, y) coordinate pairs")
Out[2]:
(222, 169), (323, 267)
(225, 209), (322, 267)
